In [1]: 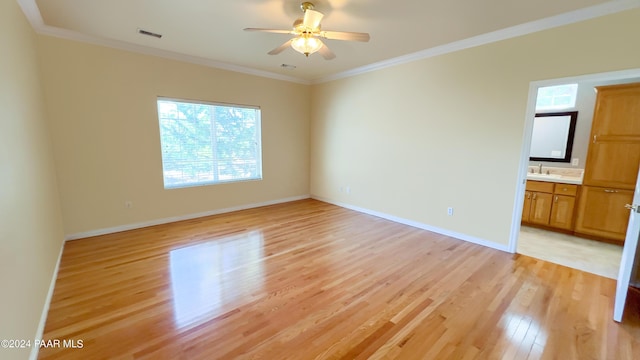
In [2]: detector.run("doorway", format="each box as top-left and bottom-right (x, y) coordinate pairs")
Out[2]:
(510, 68), (640, 278)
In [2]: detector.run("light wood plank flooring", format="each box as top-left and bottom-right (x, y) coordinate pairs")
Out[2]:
(39, 199), (640, 359)
(518, 226), (623, 279)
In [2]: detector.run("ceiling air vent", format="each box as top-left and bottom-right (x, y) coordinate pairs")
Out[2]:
(137, 28), (162, 39)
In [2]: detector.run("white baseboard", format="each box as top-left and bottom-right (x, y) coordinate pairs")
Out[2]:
(29, 241), (65, 360)
(65, 195), (311, 241)
(312, 195), (510, 253)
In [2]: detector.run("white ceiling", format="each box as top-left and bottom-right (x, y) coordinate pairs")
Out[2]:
(19, 0), (639, 83)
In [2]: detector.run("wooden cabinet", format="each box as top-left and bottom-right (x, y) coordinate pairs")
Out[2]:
(549, 194), (576, 230)
(529, 192), (553, 225)
(522, 192), (532, 222)
(554, 183), (578, 197)
(575, 82), (640, 243)
(574, 186), (634, 244)
(522, 181), (553, 224)
(583, 141), (640, 189)
(550, 184), (578, 230)
(522, 181), (578, 231)
(583, 83), (640, 189)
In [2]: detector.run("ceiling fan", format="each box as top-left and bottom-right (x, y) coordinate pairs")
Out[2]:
(244, 2), (370, 60)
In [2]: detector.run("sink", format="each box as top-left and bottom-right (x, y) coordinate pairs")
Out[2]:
(526, 172), (583, 184)
(527, 173), (562, 179)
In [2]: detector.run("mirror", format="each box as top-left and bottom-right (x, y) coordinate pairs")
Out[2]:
(529, 111), (578, 162)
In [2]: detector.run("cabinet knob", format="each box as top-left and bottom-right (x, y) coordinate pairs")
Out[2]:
(554, 196), (558, 203)
(604, 189), (619, 193)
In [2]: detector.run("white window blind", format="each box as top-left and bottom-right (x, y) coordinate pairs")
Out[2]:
(157, 98), (262, 189)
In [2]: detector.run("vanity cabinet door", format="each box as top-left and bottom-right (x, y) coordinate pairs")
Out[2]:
(529, 192), (553, 225)
(574, 186), (634, 243)
(549, 195), (576, 230)
(522, 181), (557, 226)
(522, 191), (532, 222)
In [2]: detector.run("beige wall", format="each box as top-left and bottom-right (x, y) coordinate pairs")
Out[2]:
(310, 9), (640, 248)
(4, 3), (638, 358)
(0, 1), (65, 359)
(38, 37), (311, 236)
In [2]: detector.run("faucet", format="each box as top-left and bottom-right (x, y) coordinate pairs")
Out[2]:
(538, 163), (543, 174)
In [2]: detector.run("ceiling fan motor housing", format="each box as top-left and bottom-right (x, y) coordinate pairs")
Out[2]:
(293, 18), (320, 33)
(301, 2), (315, 12)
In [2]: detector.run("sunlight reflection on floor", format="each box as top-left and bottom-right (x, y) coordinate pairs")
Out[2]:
(169, 230), (265, 329)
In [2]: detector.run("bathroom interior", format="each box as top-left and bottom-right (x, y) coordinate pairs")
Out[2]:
(517, 76), (640, 279)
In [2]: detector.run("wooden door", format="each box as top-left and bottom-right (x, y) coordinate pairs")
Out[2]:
(529, 192), (552, 225)
(549, 195), (576, 230)
(574, 186), (634, 243)
(583, 83), (640, 189)
(522, 191), (532, 222)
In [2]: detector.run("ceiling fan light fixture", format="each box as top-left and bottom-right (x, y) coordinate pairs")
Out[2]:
(245, 1), (369, 60)
(291, 35), (322, 57)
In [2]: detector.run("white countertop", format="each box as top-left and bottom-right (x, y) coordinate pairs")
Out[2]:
(526, 173), (583, 185)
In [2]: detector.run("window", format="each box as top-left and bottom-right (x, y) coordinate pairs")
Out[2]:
(157, 98), (262, 189)
(535, 84), (578, 111)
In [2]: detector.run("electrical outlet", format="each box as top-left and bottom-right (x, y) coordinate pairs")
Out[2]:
(346, 186), (351, 194)
(571, 158), (579, 166)
(447, 207), (453, 216)
(125, 201), (133, 209)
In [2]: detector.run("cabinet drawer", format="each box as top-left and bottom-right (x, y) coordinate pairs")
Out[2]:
(554, 184), (578, 196)
(526, 181), (554, 193)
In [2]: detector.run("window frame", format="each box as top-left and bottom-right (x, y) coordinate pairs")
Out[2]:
(535, 84), (579, 112)
(156, 97), (263, 189)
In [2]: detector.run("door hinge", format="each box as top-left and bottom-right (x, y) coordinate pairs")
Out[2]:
(625, 204), (640, 213)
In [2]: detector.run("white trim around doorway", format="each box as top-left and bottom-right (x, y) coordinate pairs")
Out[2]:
(509, 68), (640, 254)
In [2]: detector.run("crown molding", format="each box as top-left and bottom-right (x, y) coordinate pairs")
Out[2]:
(16, 0), (44, 26)
(17, 0), (640, 86)
(16, 0), (311, 85)
(312, 0), (640, 84)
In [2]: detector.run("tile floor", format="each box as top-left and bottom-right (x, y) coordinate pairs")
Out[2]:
(517, 225), (623, 279)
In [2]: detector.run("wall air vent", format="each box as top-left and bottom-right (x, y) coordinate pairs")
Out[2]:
(137, 28), (162, 39)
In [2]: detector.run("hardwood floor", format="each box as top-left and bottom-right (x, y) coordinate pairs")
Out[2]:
(39, 199), (640, 359)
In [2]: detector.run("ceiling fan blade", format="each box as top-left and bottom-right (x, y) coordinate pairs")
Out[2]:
(320, 31), (370, 42)
(303, 9), (324, 30)
(318, 42), (336, 60)
(268, 39), (293, 55)
(244, 28), (293, 35)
